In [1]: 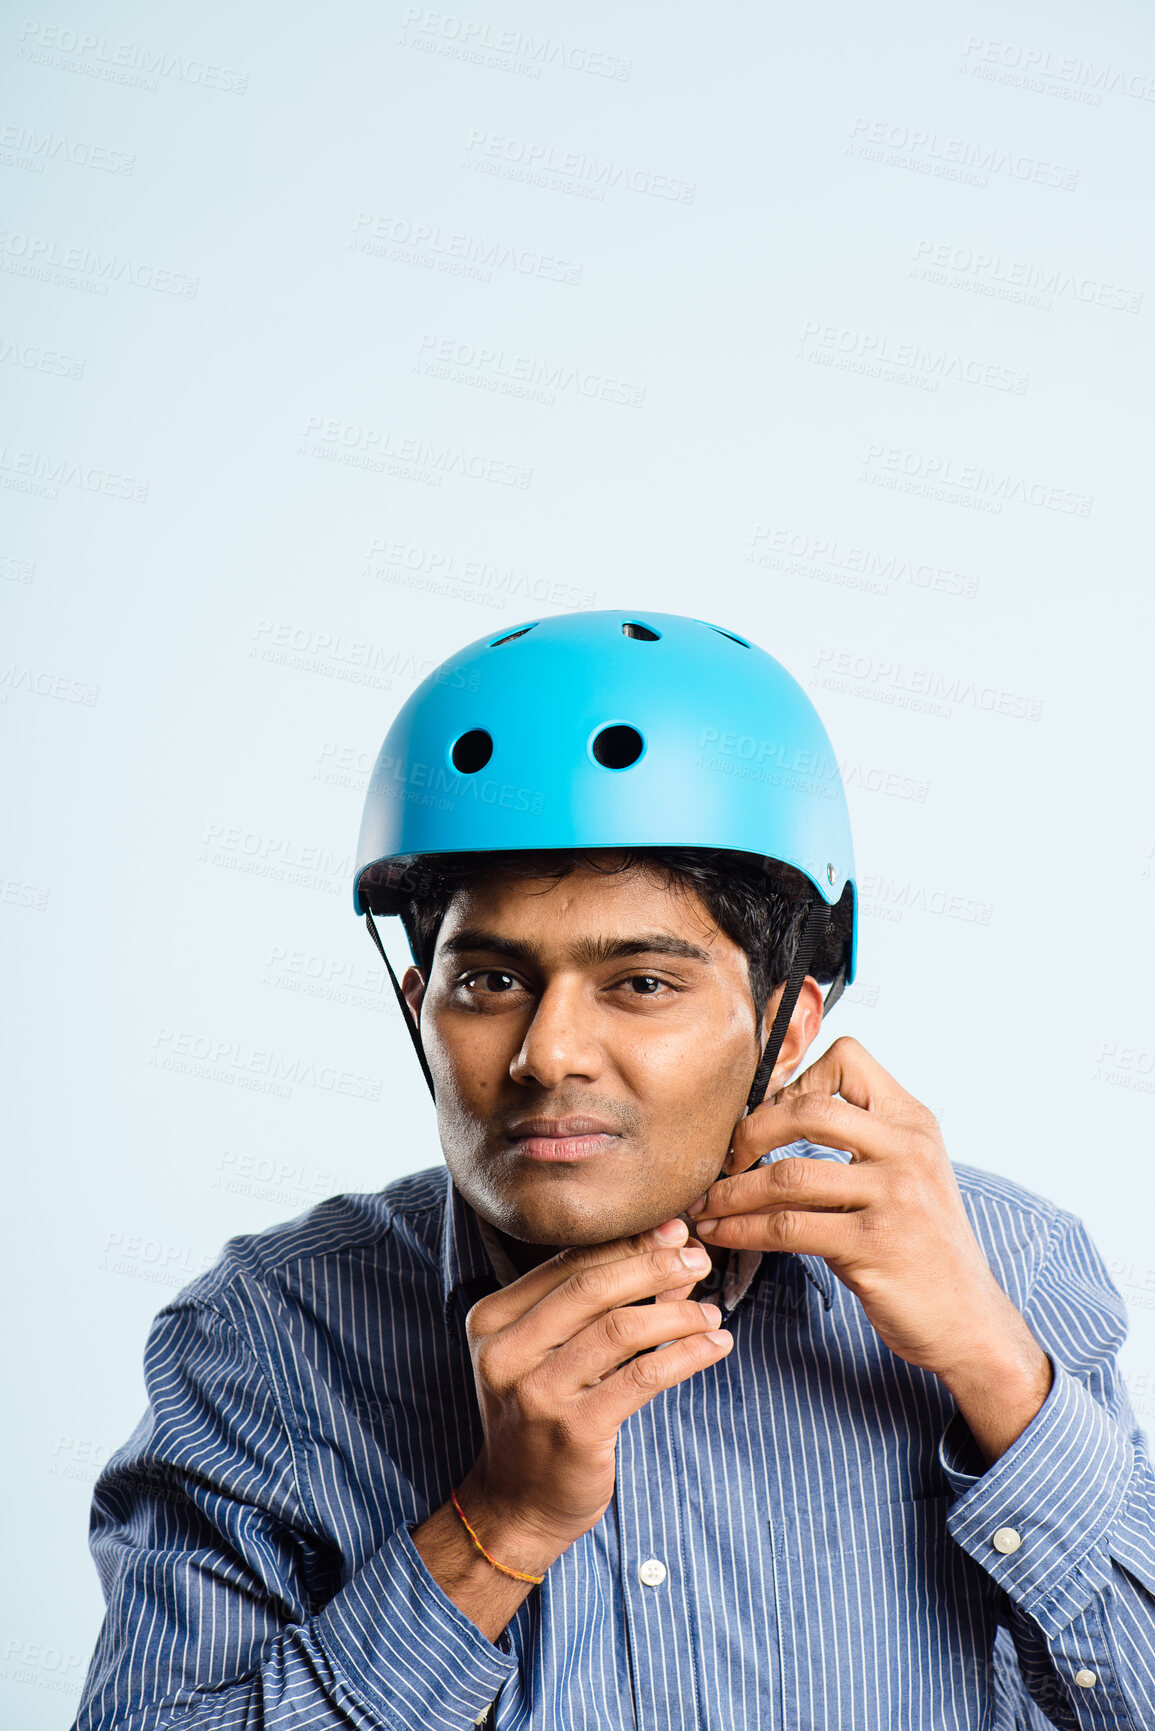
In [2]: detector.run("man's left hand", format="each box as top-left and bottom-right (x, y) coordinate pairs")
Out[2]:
(688, 1036), (1053, 1462)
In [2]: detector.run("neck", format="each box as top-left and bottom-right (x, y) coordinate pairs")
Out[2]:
(493, 1228), (558, 1277)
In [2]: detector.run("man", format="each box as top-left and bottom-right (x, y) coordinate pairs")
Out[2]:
(75, 610), (1155, 1729)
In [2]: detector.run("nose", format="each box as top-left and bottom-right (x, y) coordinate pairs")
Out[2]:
(509, 978), (604, 1089)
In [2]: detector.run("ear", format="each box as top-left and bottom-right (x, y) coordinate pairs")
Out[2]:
(401, 966), (426, 1030)
(760, 976), (825, 1092)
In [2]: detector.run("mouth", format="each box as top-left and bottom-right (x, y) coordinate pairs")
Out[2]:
(504, 1118), (623, 1164)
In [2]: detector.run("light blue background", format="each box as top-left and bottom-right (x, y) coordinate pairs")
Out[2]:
(3, 1), (1154, 1720)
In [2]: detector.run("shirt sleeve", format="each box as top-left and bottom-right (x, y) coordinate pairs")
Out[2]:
(73, 1302), (516, 1731)
(938, 1207), (1155, 1729)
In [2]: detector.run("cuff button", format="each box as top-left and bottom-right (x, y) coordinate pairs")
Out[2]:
(991, 1526), (1022, 1554)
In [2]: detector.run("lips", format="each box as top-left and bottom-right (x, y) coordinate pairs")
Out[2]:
(505, 1117), (622, 1163)
(507, 1117), (618, 1138)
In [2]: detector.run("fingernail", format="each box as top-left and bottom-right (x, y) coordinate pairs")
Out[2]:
(698, 1302), (722, 1326)
(680, 1245), (710, 1269)
(707, 1329), (733, 1349)
(696, 1219), (717, 1235)
(652, 1219), (686, 1245)
(688, 1194), (707, 1216)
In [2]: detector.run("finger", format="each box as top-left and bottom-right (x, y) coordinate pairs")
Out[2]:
(501, 1239), (714, 1361)
(543, 1298), (725, 1389)
(474, 1219), (693, 1335)
(691, 1154), (876, 1223)
(693, 1207), (861, 1258)
(728, 1091), (897, 1175)
(775, 1035), (921, 1117)
(581, 1326), (734, 1431)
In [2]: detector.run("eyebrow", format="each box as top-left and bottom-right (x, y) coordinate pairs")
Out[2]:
(438, 927), (715, 969)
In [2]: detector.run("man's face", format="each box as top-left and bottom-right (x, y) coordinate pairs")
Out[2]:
(405, 855), (772, 1248)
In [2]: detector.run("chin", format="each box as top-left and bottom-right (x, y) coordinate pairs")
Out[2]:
(487, 1199), (609, 1248)
(487, 1182), (680, 1250)
(450, 1149), (717, 1248)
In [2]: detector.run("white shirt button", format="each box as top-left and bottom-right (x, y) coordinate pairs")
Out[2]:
(1074, 1669), (1098, 1689)
(991, 1526), (1022, 1554)
(638, 1557), (667, 1587)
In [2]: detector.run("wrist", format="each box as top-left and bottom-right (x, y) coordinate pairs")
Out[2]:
(454, 1472), (572, 1579)
(934, 1313), (1053, 1467)
(933, 1300), (1047, 1404)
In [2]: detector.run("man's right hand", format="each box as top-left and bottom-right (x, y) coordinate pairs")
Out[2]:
(454, 1217), (732, 1578)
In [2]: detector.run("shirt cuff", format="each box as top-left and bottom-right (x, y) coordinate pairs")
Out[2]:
(314, 1519), (517, 1731)
(940, 1357), (1134, 1641)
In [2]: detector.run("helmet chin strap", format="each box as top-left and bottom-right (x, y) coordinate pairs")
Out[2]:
(365, 910), (438, 1103)
(742, 900), (832, 1120)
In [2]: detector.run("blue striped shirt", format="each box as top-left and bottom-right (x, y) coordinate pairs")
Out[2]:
(74, 1143), (1155, 1729)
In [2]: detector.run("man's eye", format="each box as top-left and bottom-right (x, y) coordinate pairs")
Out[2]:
(462, 970), (519, 993)
(624, 976), (666, 996)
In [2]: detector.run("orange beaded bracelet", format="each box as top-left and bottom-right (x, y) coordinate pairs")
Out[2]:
(450, 1488), (546, 1586)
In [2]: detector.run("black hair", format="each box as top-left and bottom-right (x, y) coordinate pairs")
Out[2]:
(390, 848), (850, 1027)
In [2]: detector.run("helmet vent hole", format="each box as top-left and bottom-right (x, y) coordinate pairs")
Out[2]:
(490, 625), (537, 647)
(451, 729), (493, 773)
(591, 724), (644, 769)
(621, 621), (660, 640)
(709, 625), (751, 647)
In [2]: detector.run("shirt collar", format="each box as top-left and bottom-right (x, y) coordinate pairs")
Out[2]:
(438, 1139), (839, 1320)
(439, 1167), (502, 1327)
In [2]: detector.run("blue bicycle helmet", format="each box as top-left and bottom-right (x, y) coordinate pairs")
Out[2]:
(354, 610), (857, 1114)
